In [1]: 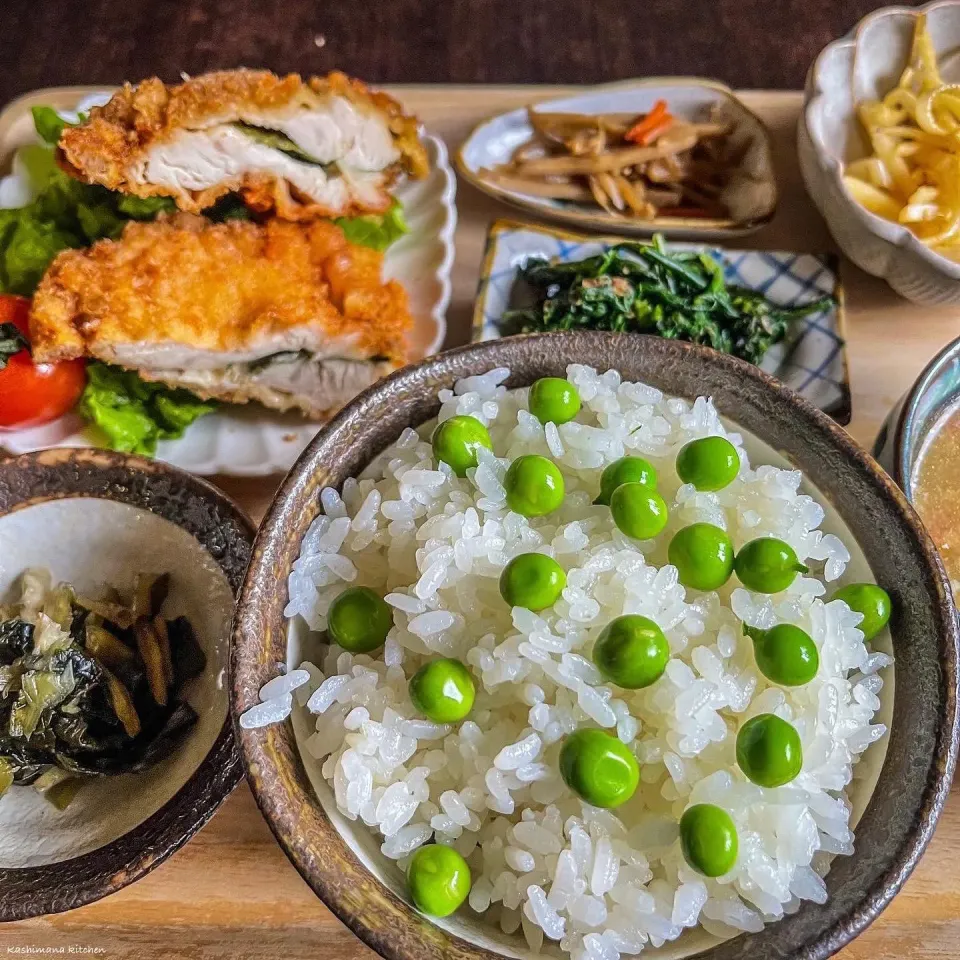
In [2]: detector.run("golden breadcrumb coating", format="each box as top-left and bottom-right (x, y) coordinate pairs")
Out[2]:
(29, 215), (412, 366)
(57, 70), (428, 219)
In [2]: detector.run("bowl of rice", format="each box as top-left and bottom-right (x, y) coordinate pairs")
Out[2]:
(231, 332), (958, 960)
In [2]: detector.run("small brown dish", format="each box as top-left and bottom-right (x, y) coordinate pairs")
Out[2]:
(456, 79), (777, 239)
(0, 448), (255, 921)
(232, 332), (958, 960)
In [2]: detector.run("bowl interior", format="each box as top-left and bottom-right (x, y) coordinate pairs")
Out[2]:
(284, 419), (894, 959)
(853, 3), (960, 104)
(234, 333), (956, 960)
(0, 496), (234, 868)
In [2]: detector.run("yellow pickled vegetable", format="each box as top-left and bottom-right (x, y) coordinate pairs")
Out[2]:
(844, 13), (960, 259)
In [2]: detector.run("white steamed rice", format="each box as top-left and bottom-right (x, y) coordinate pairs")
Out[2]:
(242, 364), (892, 958)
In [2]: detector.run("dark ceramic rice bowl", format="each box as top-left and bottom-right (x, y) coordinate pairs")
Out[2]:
(232, 332), (958, 960)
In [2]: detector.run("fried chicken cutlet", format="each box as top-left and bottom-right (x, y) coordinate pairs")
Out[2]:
(58, 70), (429, 220)
(29, 216), (412, 418)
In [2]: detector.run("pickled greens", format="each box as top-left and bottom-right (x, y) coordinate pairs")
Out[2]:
(0, 569), (205, 807)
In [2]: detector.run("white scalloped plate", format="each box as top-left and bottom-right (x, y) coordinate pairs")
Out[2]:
(0, 87), (456, 476)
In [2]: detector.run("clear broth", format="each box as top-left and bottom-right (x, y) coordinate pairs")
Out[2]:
(913, 400), (960, 585)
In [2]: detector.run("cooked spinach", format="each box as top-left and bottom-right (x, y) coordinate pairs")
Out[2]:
(0, 573), (205, 807)
(502, 236), (834, 366)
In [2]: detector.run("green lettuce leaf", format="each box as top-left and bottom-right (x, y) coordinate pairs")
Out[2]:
(30, 106), (88, 146)
(17, 144), (59, 192)
(75, 201), (126, 243)
(0, 170), (118, 296)
(0, 212), (81, 296)
(0, 109), (176, 297)
(152, 391), (218, 434)
(30, 106), (71, 146)
(116, 195), (177, 219)
(335, 199), (408, 252)
(79, 363), (217, 455)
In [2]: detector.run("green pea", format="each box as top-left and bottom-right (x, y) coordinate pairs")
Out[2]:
(409, 658), (476, 723)
(734, 538), (808, 594)
(595, 456), (658, 506)
(559, 728), (640, 808)
(407, 843), (471, 916)
(745, 623), (819, 686)
(668, 523), (734, 591)
(610, 483), (669, 540)
(431, 415), (493, 477)
(327, 586), (393, 653)
(679, 804), (738, 877)
(505, 455), (565, 517)
(593, 615), (670, 689)
(831, 583), (892, 640)
(529, 377), (581, 425)
(736, 713), (803, 788)
(676, 436), (740, 491)
(499, 553), (566, 611)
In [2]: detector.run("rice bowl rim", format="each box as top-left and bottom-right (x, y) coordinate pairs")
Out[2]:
(231, 331), (958, 960)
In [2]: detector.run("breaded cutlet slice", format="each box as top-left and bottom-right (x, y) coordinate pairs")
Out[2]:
(30, 215), (412, 418)
(58, 70), (429, 220)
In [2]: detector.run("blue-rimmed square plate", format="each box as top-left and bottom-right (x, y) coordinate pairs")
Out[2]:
(472, 220), (850, 424)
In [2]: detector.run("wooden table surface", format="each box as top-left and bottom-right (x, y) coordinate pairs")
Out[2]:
(6, 86), (960, 959)
(0, 0), (926, 97)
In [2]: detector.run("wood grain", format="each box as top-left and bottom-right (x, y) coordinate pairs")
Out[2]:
(0, 0), (927, 98)
(5, 87), (960, 959)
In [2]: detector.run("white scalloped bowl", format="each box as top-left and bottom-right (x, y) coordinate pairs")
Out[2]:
(799, 0), (960, 305)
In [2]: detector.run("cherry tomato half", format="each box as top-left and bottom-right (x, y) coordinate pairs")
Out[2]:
(0, 294), (86, 430)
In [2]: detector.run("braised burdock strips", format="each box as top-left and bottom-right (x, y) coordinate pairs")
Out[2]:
(28, 216), (412, 418)
(479, 101), (738, 219)
(57, 70), (429, 219)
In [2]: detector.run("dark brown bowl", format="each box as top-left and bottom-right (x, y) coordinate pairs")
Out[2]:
(232, 332), (959, 960)
(0, 448), (255, 921)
